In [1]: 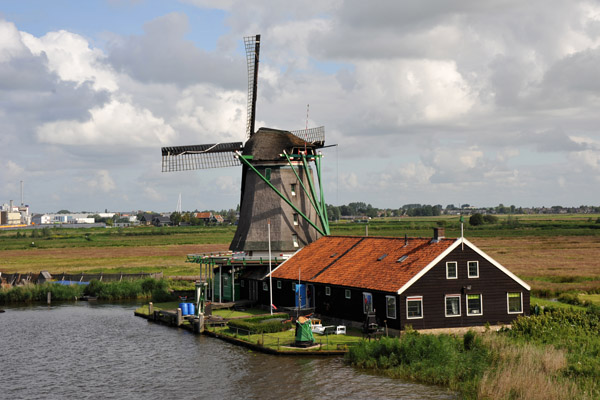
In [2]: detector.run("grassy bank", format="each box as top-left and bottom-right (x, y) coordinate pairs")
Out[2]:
(347, 306), (600, 399)
(0, 278), (172, 304)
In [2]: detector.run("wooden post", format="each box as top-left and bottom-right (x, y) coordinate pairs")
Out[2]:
(176, 308), (182, 326)
(148, 302), (153, 315)
(47, 291), (51, 305)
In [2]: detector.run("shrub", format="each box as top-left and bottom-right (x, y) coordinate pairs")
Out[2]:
(228, 314), (291, 334)
(469, 213), (484, 226)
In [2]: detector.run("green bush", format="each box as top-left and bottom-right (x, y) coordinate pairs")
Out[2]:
(228, 313), (291, 334)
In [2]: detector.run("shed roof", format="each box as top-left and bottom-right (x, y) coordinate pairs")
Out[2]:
(271, 236), (455, 293)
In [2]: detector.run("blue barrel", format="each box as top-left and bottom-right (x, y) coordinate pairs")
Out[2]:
(179, 302), (189, 315)
(188, 303), (195, 316)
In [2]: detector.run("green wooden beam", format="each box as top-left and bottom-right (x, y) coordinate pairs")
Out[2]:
(235, 151), (327, 236)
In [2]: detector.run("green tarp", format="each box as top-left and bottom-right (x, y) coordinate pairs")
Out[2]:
(295, 319), (315, 344)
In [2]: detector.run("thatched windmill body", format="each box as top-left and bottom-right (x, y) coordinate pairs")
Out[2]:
(161, 35), (330, 257)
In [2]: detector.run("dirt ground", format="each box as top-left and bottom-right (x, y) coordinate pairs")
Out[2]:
(1, 244), (230, 274)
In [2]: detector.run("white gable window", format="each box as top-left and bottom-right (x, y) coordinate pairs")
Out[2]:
(467, 294), (483, 316)
(386, 295), (397, 319)
(406, 296), (423, 319)
(345, 289), (351, 299)
(276, 280), (282, 289)
(446, 261), (458, 279)
(325, 286), (331, 296)
(292, 234), (299, 247)
(507, 292), (523, 314)
(445, 295), (461, 317)
(292, 282), (296, 291)
(262, 281), (268, 291)
(467, 261), (479, 278)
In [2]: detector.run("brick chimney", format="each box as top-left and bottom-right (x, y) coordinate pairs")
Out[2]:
(433, 227), (445, 241)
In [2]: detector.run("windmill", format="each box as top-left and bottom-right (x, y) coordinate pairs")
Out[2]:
(161, 35), (330, 257)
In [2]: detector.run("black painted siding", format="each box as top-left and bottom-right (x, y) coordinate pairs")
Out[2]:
(400, 243), (530, 330)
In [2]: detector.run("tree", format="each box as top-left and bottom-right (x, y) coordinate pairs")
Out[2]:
(57, 209), (71, 214)
(170, 212), (182, 226)
(483, 214), (499, 224)
(327, 204), (341, 221)
(469, 213), (484, 226)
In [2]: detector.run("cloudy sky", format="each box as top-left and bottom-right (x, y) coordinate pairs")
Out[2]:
(1, 0), (600, 213)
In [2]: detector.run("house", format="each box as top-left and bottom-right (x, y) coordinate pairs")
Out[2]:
(267, 228), (530, 331)
(195, 212), (212, 224)
(139, 213), (156, 226)
(152, 215), (172, 227)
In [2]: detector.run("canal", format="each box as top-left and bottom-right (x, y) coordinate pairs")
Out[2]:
(0, 302), (456, 399)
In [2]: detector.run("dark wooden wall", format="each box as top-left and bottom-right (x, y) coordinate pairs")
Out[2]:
(400, 243), (530, 330)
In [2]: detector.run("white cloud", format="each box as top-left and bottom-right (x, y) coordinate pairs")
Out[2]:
(87, 170), (116, 193)
(21, 29), (118, 91)
(36, 100), (175, 147)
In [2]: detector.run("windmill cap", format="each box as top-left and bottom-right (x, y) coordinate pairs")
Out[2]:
(243, 128), (315, 160)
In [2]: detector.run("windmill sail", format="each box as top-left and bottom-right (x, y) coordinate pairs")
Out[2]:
(161, 142), (243, 172)
(290, 126), (325, 147)
(245, 34), (260, 139)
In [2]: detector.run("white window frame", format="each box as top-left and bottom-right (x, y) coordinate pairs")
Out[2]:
(292, 282), (296, 291)
(386, 295), (397, 319)
(445, 294), (461, 317)
(406, 296), (423, 319)
(507, 292), (523, 314)
(325, 286), (331, 296)
(262, 281), (268, 291)
(362, 292), (374, 314)
(467, 261), (479, 278)
(446, 261), (458, 279)
(276, 280), (282, 289)
(293, 213), (299, 226)
(345, 289), (351, 299)
(292, 234), (299, 248)
(291, 183), (297, 196)
(467, 294), (483, 316)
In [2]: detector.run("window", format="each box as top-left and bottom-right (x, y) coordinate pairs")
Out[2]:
(507, 292), (523, 314)
(445, 295), (461, 317)
(363, 292), (373, 314)
(467, 294), (483, 315)
(240, 280), (245, 288)
(292, 282), (296, 291)
(291, 183), (297, 196)
(292, 234), (299, 247)
(293, 213), (299, 226)
(265, 168), (271, 181)
(446, 261), (458, 279)
(406, 296), (423, 319)
(345, 289), (351, 299)
(325, 286), (331, 296)
(468, 261), (479, 278)
(386, 295), (397, 319)
(277, 280), (282, 289)
(262, 281), (268, 291)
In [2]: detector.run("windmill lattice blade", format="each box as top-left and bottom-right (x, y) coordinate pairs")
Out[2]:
(290, 126), (326, 147)
(245, 34), (260, 139)
(161, 142), (243, 172)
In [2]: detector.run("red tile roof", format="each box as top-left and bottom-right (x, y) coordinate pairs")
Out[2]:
(195, 212), (212, 219)
(272, 235), (455, 293)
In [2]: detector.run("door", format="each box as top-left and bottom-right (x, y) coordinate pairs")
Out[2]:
(249, 280), (258, 301)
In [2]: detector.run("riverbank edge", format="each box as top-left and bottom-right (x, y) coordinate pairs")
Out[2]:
(134, 311), (347, 356)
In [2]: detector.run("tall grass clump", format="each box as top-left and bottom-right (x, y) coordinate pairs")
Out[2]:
(227, 313), (291, 334)
(84, 278), (171, 301)
(505, 308), (600, 397)
(346, 332), (489, 395)
(0, 283), (84, 304)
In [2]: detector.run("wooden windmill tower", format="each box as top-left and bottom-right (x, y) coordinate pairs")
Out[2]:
(161, 35), (330, 257)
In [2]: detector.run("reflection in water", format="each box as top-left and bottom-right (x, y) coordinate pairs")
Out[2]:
(0, 303), (455, 399)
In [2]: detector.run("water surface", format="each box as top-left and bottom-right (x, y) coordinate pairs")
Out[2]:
(0, 302), (456, 399)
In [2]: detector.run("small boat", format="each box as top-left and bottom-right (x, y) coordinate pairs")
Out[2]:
(0, 309), (5, 313)
(79, 296), (98, 301)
